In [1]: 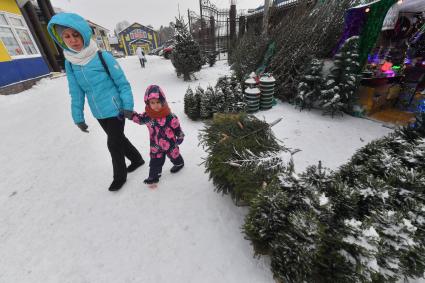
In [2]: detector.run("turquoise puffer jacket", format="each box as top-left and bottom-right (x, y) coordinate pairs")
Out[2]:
(47, 13), (133, 124)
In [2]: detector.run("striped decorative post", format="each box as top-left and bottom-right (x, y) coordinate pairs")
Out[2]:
(244, 77), (260, 113)
(259, 74), (275, 110)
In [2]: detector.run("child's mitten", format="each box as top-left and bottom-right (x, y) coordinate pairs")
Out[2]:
(132, 114), (141, 124)
(176, 136), (184, 145)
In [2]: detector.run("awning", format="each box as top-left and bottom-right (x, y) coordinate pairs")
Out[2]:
(383, 0), (425, 30)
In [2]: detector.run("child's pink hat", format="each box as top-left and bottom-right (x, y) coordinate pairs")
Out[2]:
(144, 85), (166, 104)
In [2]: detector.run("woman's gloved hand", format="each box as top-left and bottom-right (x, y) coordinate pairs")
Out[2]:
(122, 110), (134, 120)
(76, 122), (89, 133)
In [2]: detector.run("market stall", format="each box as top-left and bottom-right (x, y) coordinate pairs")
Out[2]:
(358, 0), (425, 123)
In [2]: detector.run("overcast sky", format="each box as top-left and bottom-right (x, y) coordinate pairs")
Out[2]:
(50, 0), (263, 33)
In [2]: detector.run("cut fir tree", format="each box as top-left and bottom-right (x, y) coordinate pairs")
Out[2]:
(243, 120), (425, 282)
(199, 113), (285, 205)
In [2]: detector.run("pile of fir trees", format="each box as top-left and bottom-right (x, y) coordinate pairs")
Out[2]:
(229, 30), (268, 81)
(294, 36), (362, 117)
(269, 0), (375, 101)
(198, 113), (288, 205)
(171, 18), (203, 81)
(198, 97), (424, 280)
(183, 75), (246, 120)
(243, 119), (425, 282)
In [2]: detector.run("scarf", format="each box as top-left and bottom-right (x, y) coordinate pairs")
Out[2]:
(63, 39), (99, 66)
(145, 103), (171, 119)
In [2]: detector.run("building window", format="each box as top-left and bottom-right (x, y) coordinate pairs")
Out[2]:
(0, 12), (39, 58)
(0, 27), (23, 55)
(16, 29), (37, 55)
(0, 14), (7, 25)
(9, 17), (24, 27)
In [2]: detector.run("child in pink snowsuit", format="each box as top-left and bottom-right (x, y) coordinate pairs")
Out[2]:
(131, 85), (185, 184)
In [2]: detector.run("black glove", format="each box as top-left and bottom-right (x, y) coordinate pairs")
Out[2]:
(122, 110), (134, 120)
(76, 122), (89, 133)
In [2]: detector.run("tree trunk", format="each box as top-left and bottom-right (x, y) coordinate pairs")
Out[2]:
(183, 72), (191, 81)
(262, 0), (270, 36)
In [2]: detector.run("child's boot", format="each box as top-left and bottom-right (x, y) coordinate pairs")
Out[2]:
(170, 163), (184, 173)
(143, 176), (159, 184)
(170, 155), (184, 173)
(144, 166), (162, 184)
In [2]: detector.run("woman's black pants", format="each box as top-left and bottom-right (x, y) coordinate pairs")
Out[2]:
(98, 117), (142, 181)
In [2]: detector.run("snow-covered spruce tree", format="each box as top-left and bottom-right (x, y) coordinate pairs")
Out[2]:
(244, 164), (331, 281)
(200, 86), (213, 119)
(320, 36), (361, 117)
(233, 82), (247, 112)
(171, 18), (202, 81)
(199, 113), (284, 204)
(184, 86), (194, 116)
(224, 84), (235, 113)
(243, 122), (424, 282)
(187, 86), (202, 120)
(319, 83), (344, 117)
(324, 126), (425, 281)
(213, 86), (226, 113)
(242, 152), (383, 282)
(270, 211), (322, 282)
(212, 75), (246, 113)
(295, 58), (323, 110)
(215, 76), (228, 93)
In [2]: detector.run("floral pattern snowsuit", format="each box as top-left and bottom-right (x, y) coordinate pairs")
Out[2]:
(132, 112), (184, 159)
(131, 84), (184, 180)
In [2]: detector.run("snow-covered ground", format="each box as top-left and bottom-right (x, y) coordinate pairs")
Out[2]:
(0, 55), (398, 282)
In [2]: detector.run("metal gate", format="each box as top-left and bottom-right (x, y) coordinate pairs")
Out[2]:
(188, 0), (245, 61)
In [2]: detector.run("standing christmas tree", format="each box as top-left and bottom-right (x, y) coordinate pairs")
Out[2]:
(320, 36), (361, 116)
(213, 88), (226, 113)
(200, 86), (214, 119)
(224, 84), (235, 113)
(215, 76), (228, 93)
(184, 86), (194, 116)
(234, 82), (246, 112)
(190, 86), (203, 120)
(320, 82), (344, 117)
(171, 18), (203, 81)
(295, 58), (323, 110)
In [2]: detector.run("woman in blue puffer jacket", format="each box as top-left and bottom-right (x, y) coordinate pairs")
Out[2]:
(48, 13), (144, 191)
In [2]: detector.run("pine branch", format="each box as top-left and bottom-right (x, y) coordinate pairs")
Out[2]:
(236, 117), (283, 140)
